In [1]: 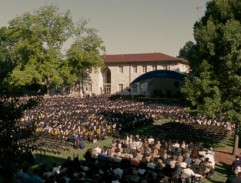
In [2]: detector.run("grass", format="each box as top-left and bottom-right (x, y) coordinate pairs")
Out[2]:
(204, 162), (230, 183)
(33, 137), (113, 168)
(32, 118), (235, 182)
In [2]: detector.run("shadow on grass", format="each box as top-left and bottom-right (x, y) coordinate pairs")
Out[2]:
(204, 162), (231, 183)
(214, 135), (234, 149)
(32, 136), (114, 170)
(216, 162), (232, 176)
(34, 152), (74, 167)
(28, 152), (70, 176)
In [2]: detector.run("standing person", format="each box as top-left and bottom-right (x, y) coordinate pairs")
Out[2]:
(205, 150), (215, 170)
(232, 155), (241, 173)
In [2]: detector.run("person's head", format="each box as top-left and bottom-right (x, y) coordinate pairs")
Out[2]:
(175, 162), (180, 167)
(187, 164), (192, 169)
(235, 155), (240, 160)
(132, 170), (138, 176)
(186, 153), (190, 158)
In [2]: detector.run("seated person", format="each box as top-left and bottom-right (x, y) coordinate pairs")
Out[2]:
(182, 164), (203, 183)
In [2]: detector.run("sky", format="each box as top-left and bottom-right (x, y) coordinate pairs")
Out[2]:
(0, 0), (209, 57)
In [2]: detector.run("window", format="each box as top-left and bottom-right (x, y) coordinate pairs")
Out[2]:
(104, 84), (111, 94)
(89, 83), (92, 92)
(132, 84), (137, 93)
(89, 67), (93, 73)
(119, 66), (123, 73)
(142, 66), (147, 73)
(119, 84), (123, 92)
(85, 84), (92, 92)
(152, 65), (157, 71)
(133, 66), (137, 73)
(105, 87), (111, 94)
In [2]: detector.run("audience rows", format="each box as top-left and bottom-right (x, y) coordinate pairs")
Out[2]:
(16, 134), (216, 183)
(12, 95), (233, 182)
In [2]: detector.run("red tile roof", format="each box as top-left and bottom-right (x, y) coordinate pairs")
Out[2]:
(102, 52), (187, 64)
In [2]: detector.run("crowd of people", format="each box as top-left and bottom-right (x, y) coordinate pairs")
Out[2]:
(21, 96), (162, 152)
(13, 95), (234, 182)
(16, 133), (216, 183)
(170, 112), (234, 132)
(14, 95), (231, 152)
(21, 96), (179, 152)
(19, 96), (232, 151)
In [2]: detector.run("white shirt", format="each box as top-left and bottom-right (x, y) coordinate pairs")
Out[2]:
(130, 141), (137, 150)
(148, 137), (154, 144)
(182, 168), (202, 177)
(94, 146), (101, 154)
(205, 153), (215, 168)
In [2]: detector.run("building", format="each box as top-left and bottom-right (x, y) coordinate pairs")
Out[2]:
(85, 52), (189, 98)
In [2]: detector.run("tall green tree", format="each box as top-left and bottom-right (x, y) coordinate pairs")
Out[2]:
(180, 0), (241, 154)
(1, 5), (105, 95)
(66, 24), (105, 95)
(0, 30), (42, 178)
(3, 5), (74, 94)
(0, 25), (41, 182)
(0, 27), (15, 94)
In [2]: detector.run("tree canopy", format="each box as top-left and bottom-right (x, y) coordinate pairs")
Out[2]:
(179, 0), (241, 154)
(0, 5), (105, 96)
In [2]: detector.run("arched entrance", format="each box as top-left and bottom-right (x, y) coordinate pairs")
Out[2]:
(130, 70), (185, 98)
(102, 67), (111, 94)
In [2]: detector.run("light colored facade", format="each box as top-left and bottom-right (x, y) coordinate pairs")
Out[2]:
(85, 52), (189, 97)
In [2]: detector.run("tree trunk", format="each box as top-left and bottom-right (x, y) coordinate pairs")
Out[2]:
(232, 122), (239, 155)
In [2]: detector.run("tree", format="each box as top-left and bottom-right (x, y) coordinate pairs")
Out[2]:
(0, 27), (15, 94)
(66, 24), (105, 95)
(0, 25), (41, 182)
(180, 0), (241, 154)
(2, 5), (74, 94)
(0, 97), (41, 182)
(0, 5), (105, 180)
(1, 5), (105, 95)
